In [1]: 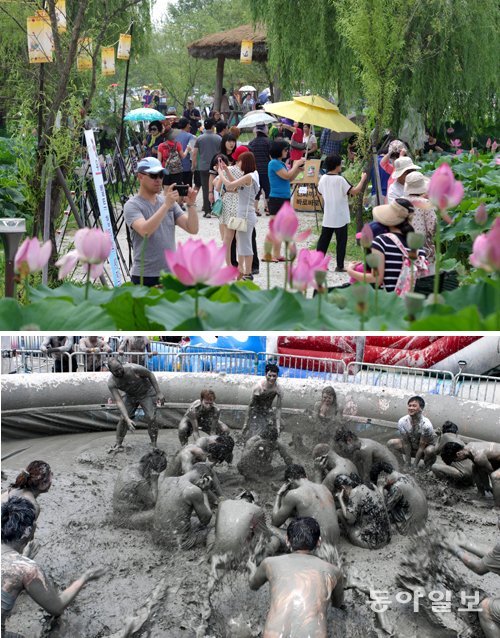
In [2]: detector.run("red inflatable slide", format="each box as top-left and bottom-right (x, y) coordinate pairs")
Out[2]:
(277, 336), (481, 370)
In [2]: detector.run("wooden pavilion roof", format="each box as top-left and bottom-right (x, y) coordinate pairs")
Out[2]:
(187, 24), (267, 61)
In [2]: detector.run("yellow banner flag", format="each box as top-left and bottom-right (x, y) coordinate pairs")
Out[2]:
(27, 10), (53, 64)
(55, 0), (66, 32)
(117, 34), (132, 60)
(240, 40), (253, 65)
(102, 47), (116, 76)
(77, 38), (93, 71)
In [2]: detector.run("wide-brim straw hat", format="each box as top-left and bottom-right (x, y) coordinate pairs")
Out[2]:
(373, 199), (412, 226)
(404, 171), (430, 196)
(392, 156), (421, 179)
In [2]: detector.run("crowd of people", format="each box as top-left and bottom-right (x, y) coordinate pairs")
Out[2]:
(2, 361), (499, 637)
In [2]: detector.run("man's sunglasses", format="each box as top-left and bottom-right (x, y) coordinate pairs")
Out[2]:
(150, 127), (158, 132)
(139, 171), (163, 179)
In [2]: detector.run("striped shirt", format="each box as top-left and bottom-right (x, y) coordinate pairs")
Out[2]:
(371, 233), (425, 292)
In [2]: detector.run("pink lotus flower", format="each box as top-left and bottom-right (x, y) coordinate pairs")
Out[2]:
(486, 138), (492, 149)
(14, 237), (52, 277)
(359, 223), (373, 249)
(447, 127), (454, 134)
(165, 239), (238, 286)
(492, 140), (498, 153)
(495, 155), (500, 166)
(455, 149), (463, 155)
(269, 201), (311, 244)
(449, 139), (461, 148)
(474, 203), (488, 225)
(470, 218), (500, 272)
(56, 250), (79, 279)
(75, 228), (112, 264)
(289, 249), (330, 292)
(428, 163), (464, 212)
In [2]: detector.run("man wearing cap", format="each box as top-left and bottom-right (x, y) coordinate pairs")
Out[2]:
(123, 157), (199, 286)
(387, 156), (421, 204)
(191, 118), (222, 218)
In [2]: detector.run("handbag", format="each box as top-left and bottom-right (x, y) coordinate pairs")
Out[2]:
(226, 178), (255, 232)
(211, 198), (223, 217)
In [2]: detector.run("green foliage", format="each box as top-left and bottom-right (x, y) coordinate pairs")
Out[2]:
(0, 138), (31, 220)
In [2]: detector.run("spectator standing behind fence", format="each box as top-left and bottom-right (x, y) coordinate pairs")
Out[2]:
(118, 336), (155, 366)
(78, 336), (111, 372)
(41, 336), (78, 373)
(123, 157), (198, 287)
(191, 119), (222, 218)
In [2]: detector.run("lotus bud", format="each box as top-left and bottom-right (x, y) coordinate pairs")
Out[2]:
(366, 253), (381, 270)
(474, 203), (488, 225)
(407, 232), (425, 250)
(404, 292), (425, 318)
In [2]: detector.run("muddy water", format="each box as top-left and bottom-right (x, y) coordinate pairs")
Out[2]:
(1, 420), (498, 638)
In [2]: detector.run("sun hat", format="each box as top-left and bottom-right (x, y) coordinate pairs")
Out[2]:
(404, 172), (430, 196)
(232, 145), (250, 161)
(373, 198), (414, 226)
(392, 156), (421, 179)
(137, 157), (165, 175)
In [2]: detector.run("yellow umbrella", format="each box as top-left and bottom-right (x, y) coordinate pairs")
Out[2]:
(264, 95), (361, 134)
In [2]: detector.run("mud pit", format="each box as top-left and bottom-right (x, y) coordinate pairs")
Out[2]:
(2, 423), (498, 638)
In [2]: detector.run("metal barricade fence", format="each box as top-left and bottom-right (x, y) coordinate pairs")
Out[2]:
(346, 362), (455, 396)
(1, 350), (72, 374)
(259, 352), (346, 381)
(453, 373), (499, 404)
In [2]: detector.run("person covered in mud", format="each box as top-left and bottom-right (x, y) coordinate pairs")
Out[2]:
(440, 515), (500, 638)
(311, 385), (340, 442)
(153, 462), (214, 549)
(237, 429), (293, 480)
(334, 428), (400, 482)
(387, 396), (436, 468)
(78, 336), (112, 372)
(312, 443), (358, 495)
(178, 389), (230, 446)
(107, 357), (165, 452)
(40, 336), (78, 373)
(1, 496), (104, 637)
(424, 420), (473, 485)
(272, 464), (340, 550)
(210, 491), (275, 575)
(370, 461), (428, 534)
(1, 461), (52, 521)
(248, 517), (344, 638)
(240, 363), (283, 442)
(117, 335), (155, 366)
(112, 448), (167, 528)
(441, 440), (500, 506)
(334, 473), (391, 549)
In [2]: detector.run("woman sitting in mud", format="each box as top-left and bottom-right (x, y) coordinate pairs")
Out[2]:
(1, 496), (103, 638)
(334, 473), (391, 549)
(112, 448), (167, 528)
(1, 461), (52, 520)
(294, 385), (341, 453)
(370, 461), (428, 534)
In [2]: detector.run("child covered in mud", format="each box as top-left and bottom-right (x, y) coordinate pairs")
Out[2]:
(237, 429), (293, 480)
(334, 427), (400, 482)
(312, 443), (358, 494)
(178, 389), (230, 445)
(1, 461), (52, 521)
(1, 497), (103, 637)
(370, 461), (428, 534)
(387, 396), (436, 468)
(248, 517), (344, 638)
(112, 448), (167, 528)
(334, 473), (391, 549)
(240, 363), (283, 442)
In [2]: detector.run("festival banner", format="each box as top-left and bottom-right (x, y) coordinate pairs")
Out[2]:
(77, 38), (93, 71)
(27, 10), (53, 64)
(117, 34), (132, 60)
(240, 40), (253, 64)
(84, 130), (122, 287)
(101, 46), (116, 76)
(55, 0), (67, 32)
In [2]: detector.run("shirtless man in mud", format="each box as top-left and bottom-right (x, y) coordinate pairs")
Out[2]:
(237, 429), (293, 480)
(272, 464), (340, 552)
(117, 335), (155, 366)
(107, 357), (165, 451)
(424, 421), (473, 485)
(370, 461), (428, 534)
(387, 396), (436, 468)
(441, 440), (500, 506)
(334, 428), (400, 482)
(312, 443), (358, 494)
(240, 364), (283, 442)
(178, 389), (230, 445)
(1, 497), (103, 637)
(112, 448), (167, 528)
(153, 462), (214, 549)
(248, 517), (344, 638)
(334, 473), (391, 549)
(440, 515), (500, 638)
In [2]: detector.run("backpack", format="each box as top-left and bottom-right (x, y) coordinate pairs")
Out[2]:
(386, 233), (430, 297)
(158, 141), (183, 174)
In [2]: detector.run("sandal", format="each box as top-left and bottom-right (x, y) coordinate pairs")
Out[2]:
(261, 257), (279, 263)
(277, 256), (287, 262)
(203, 213), (212, 218)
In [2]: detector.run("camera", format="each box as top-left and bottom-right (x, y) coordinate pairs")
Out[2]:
(174, 184), (189, 196)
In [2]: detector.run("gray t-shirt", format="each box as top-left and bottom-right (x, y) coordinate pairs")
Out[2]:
(124, 194), (183, 277)
(194, 132), (222, 171)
